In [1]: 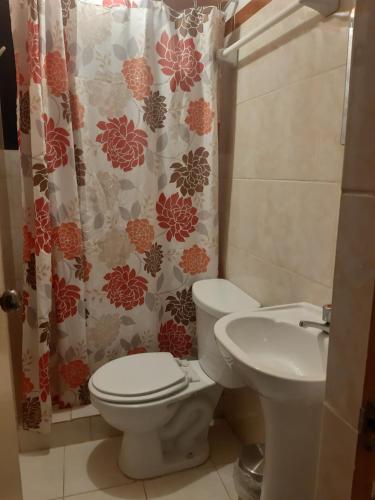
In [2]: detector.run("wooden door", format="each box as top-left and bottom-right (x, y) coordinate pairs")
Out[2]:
(351, 289), (375, 499)
(0, 147), (22, 499)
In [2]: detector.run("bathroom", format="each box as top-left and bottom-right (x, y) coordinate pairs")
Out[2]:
(0, 0), (373, 499)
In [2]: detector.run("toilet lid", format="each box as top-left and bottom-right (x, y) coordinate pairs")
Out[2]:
(91, 352), (189, 399)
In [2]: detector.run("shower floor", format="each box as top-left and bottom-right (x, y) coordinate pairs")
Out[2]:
(19, 419), (239, 500)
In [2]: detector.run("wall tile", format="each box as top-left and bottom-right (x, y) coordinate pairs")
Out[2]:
(236, 0), (353, 103)
(18, 429), (51, 453)
(72, 404), (99, 420)
(227, 179), (340, 287)
(90, 415), (121, 440)
(50, 418), (91, 448)
(218, 387), (265, 444)
(314, 404), (357, 500)
(224, 244), (333, 307)
(233, 67), (346, 182)
(325, 193), (375, 429)
(341, 0), (375, 191)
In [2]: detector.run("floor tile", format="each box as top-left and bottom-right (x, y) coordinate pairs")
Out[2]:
(50, 418), (91, 448)
(209, 420), (241, 500)
(64, 482), (146, 499)
(64, 437), (133, 497)
(144, 464), (231, 500)
(18, 428), (51, 453)
(19, 447), (64, 500)
(215, 462), (238, 500)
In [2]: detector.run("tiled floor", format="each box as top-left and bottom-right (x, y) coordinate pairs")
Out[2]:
(19, 419), (240, 500)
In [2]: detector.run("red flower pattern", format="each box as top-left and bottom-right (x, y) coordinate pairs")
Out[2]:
(179, 245), (210, 274)
(44, 51), (68, 96)
(156, 32), (204, 92)
(34, 197), (52, 255)
(70, 93), (85, 130)
(60, 360), (90, 389)
(127, 347), (147, 355)
(52, 274), (81, 324)
(122, 57), (153, 100)
(23, 225), (35, 263)
(39, 352), (50, 402)
(96, 116), (148, 172)
(52, 222), (83, 260)
(22, 372), (34, 399)
(22, 291), (29, 323)
(158, 320), (192, 358)
(126, 219), (154, 253)
(156, 193), (198, 242)
(103, 265), (148, 310)
(16, 4), (217, 432)
(27, 21), (41, 84)
(43, 114), (70, 172)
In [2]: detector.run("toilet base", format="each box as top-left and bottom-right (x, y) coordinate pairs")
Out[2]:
(118, 429), (210, 479)
(117, 390), (222, 480)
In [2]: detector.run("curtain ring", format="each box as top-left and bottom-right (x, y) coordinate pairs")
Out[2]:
(193, 0), (198, 8)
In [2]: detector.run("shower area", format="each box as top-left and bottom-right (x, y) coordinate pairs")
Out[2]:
(3, 0), (227, 433)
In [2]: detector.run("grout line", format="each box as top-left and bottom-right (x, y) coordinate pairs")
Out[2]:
(235, 63), (347, 107)
(62, 445), (66, 500)
(89, 416), (93, 441)
(216, 469), (234, 500)
(142, 480), (149, 499)
(227, 242), (334, 290)
(62, 481), (138, 499)
(231, 177), (341, 184)
(323, 402), (359, 434)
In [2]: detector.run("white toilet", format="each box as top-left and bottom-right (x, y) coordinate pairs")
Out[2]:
(89, 279), (260, 479)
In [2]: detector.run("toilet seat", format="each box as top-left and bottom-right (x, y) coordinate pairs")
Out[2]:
(90, 352), (192, 404)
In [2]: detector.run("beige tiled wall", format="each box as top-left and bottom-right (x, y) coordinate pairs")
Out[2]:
(315, 1), (375, 498)
(219, 0), (354, 442)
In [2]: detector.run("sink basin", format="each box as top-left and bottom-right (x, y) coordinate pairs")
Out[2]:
(214, 303), (329, 500)
(214, 303), (328, 402)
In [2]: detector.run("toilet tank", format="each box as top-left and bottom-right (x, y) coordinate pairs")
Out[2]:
(192, 279), (261, 388)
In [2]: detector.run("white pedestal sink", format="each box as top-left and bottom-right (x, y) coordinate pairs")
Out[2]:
(214, 303), (329, 500)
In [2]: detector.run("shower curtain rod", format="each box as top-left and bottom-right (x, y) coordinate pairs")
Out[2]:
(217, 0), (340, 61)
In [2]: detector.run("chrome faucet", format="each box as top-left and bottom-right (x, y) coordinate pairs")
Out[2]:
(299, 304), (332, 335)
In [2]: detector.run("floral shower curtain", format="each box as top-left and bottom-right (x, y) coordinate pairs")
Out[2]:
(10, 0), (223, 432)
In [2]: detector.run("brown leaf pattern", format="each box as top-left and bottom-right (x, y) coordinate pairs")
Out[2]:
(142, 91), (167, 132)
(169, 7), (211, 37)
(26, 253), (37, 290)
(143, 243), (163, 277)
(61, 0), (76, 26)
(22, 397), (42, 430)
(33, 163), (49, 194)
(170, 148), (211, 196)
(20, 91), (30, 134)
(14, 1), (219, 432)
(74, 146), (86, 187)
(166, 288), (196, 325)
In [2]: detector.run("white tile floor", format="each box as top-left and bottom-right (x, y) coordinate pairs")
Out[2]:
(19, 419), (240, 500)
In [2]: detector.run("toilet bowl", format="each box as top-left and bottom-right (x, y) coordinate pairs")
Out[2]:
(89, 279), (260, 479)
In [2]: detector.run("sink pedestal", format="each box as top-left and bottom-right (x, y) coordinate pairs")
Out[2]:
(260, 397), (323, 500)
